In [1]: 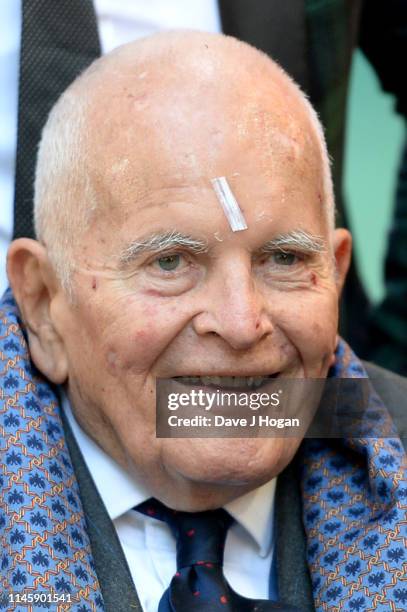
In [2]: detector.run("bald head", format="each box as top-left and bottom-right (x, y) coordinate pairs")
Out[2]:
(34, 31), (334, 291)
(10, 33), (350, 508)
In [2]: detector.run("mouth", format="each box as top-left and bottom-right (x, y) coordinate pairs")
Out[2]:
(172, 374), (280, 390)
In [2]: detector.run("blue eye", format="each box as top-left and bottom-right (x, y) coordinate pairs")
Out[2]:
(272, 251), (297, 265)
(157, 254), (181, 271)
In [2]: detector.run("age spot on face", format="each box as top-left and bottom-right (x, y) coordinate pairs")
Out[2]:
(107, 350), (117, 372)
(145, 289), (164, 298)
(134, 330), (153, 347)
(310, 272), (317, 286)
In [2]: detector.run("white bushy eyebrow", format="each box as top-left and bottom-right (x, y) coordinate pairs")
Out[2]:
(261, 230), (326, 254)
(118, 229), (325, 267)
(118, 230), (208, 264)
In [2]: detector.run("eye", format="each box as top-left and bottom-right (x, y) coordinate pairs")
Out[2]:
(156, 254), (181, 271)
(271, 251), (298, 266)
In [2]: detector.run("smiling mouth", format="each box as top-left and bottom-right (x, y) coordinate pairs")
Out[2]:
(172, 374), (280, 389)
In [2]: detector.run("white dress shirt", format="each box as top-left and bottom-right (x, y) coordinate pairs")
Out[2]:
(63, 397), (278, 612)
(0, 0), (222, 295)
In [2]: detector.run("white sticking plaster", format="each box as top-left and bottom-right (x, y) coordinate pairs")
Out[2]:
(210, 177), (248, 232)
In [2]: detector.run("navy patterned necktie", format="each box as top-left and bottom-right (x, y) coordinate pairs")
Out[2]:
(136, 498), (299, 611)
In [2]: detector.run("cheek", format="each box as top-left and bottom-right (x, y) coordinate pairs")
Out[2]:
(297, 297), (338, 362)
(101, 298), (190, 376)
(273, 289), (338, 356)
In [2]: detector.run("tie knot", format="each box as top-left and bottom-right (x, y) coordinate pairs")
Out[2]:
(136, 498), (233, 569)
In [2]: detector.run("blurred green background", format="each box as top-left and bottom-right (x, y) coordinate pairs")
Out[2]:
(344, 50), (404, 304)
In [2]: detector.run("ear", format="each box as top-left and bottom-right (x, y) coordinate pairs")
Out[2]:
(332, 228), (352, 296)
(7, 238), (68, 384)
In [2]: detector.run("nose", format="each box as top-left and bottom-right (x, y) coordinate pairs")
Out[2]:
(192, 261), (274, 350)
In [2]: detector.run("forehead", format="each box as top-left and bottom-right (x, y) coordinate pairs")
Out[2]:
(84, 76), (325, 239)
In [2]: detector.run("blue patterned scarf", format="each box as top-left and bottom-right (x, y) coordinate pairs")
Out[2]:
(1, 290), (406, 611)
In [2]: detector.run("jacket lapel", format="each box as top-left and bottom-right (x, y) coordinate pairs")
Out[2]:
(61, 408), (143, 612)
(274, 457), (314, 610)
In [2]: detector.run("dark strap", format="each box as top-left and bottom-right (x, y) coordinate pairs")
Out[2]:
(13, 0), (101, 239)
(218, 0), (310, 94)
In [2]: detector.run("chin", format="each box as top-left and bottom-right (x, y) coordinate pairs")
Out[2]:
(162, 437), (300, 488)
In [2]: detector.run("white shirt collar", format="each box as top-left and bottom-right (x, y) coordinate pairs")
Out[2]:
(225, 478), (276, 557)
(63, 394), (276, 558)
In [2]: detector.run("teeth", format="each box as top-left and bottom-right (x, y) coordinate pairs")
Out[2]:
(178, 375), (274, 388)
(181, 376), (200, 384)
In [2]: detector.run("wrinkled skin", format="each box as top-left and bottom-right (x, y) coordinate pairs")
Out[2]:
(7, 33), (351, 510)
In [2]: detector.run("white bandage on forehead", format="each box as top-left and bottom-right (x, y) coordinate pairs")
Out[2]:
(211, 177), (248, 232)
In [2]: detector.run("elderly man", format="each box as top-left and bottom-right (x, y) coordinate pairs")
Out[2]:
(1, 32), (406, 612)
